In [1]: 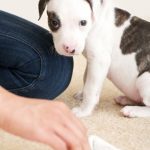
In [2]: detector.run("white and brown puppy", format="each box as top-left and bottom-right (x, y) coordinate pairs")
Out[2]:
(39, 0), (150, 118)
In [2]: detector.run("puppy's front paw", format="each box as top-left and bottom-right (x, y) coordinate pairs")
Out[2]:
(73, 91), (83, 100)
(72, 107), (91, 117)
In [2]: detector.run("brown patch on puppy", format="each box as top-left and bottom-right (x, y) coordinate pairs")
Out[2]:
(47, 11), (61, 32)
(115, 8), (131, 27)
(120, 16), (150, 76)
(85, 0), (93, 11)
(38, 0), (49, 20)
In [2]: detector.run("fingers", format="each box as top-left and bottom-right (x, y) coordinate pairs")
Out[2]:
(57, 102), (87, 134)
(54, 102), (90, 150)
(38, 131), (68, 150)
(82, 138), (91, 150)
(56, 111), (86, 144)
(57, 104), (88, 136)
(34, 101), (90, 150)
(54, 124), (84, 150)
(68, 112), (87, 135)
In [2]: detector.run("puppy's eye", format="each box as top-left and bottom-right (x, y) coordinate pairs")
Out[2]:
(50, 20), (59, 28)
(47, 11), (61, 32)
(79, 20), (87, 26)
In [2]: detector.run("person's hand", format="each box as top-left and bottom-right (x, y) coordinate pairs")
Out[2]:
(0, 87), (90, 150)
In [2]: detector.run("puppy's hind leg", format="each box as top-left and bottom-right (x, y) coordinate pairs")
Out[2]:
(114, 96), (141, 106)
(121, 72), (150, 118)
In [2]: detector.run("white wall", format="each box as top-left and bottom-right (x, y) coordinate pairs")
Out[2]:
(0, 0), (48, 29)
(0, 0), (150, 29)
(114, 0), (150, 21)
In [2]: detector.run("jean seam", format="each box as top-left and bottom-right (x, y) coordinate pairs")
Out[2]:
(17, 57), (41, 69)
(0, 33), (45, 91)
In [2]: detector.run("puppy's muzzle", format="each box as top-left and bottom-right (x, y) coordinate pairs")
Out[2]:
(63, 44), (76, 54)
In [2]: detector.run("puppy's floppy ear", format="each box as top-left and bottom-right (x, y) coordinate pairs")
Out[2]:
(86, 0), (93, 11)
(38, 0), (49, 20)
(86, 0), (95, 21)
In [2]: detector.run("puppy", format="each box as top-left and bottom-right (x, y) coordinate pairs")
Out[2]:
(38, 0), (150, 118)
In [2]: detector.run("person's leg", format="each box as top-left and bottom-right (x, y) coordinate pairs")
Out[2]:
(0, 11), (73, 99)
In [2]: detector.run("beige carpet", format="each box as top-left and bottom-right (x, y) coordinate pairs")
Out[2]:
(0, 55), (150, 150)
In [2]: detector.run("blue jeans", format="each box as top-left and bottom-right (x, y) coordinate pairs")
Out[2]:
(0, 11), (73, 99)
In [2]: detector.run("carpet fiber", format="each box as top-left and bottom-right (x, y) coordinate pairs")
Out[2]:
(0, 56), (150, 150)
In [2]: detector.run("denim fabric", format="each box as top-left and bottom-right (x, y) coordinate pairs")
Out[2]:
(0, 11), (74, 99)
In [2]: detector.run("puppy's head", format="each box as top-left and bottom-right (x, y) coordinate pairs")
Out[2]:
(38, 0), (93, 56)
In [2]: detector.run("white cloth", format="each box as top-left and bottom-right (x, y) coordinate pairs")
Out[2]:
(89, 135), (120, 150)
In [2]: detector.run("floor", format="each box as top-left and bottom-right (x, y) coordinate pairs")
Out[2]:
(0, 1), (150, 150)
